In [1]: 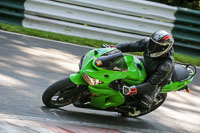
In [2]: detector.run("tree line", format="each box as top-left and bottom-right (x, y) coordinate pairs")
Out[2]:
(148, 0), (200, 10)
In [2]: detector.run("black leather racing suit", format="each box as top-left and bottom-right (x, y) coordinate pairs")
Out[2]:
(116, 37), (174, 95)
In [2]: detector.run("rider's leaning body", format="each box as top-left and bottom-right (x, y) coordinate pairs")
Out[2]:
(116, 30), (175, 109)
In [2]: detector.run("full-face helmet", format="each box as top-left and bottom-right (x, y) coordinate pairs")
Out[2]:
(148, 30), (174, 57)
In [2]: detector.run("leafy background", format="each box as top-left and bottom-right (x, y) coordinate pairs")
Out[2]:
(148, 0), (200, 10)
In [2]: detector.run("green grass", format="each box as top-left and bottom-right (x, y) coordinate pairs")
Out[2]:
(174, 53), (200, 66)
(0, 23), (200, 66)
(0, 23), (115, 48)
(131, 52), (200, 66)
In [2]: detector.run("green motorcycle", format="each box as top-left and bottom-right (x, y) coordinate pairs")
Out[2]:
(42, 45), (196, 117)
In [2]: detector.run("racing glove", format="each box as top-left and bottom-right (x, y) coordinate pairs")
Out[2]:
(122, 86), (137, 96)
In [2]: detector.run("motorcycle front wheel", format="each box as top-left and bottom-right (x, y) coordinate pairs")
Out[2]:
(42, 77), (77, 108)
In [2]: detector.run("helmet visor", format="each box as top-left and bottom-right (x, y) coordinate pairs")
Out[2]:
(148, 38), (173, 57)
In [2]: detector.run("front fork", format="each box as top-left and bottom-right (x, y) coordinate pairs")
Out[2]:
(69, 73), (90, 104)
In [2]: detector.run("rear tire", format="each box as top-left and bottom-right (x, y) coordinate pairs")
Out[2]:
(120, 93), (167, 118)
(42, 77), (77, 108)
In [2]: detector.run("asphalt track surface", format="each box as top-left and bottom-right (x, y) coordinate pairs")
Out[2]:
(0, 30), (199, 133)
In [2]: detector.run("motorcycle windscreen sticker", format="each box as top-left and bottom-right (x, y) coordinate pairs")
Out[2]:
(96, 60), (103, 66)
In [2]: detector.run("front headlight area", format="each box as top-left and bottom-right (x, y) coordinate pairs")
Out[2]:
(82, 73), (103, 86)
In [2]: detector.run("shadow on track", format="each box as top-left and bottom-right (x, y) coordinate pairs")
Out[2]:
(40, 106), (174, 132)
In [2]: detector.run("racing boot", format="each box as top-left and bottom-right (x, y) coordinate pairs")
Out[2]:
(140, 87), (162, 110)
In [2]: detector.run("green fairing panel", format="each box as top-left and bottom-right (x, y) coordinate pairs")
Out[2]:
(70, 73), (87, 85)
(70, 48), (115, 85)
(162, 77), (193, 93)
(89, 86), (125, 109)
(123, 55), (146, 85)
(86, 68), (127, 108)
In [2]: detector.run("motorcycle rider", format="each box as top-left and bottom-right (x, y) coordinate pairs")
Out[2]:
(116, 30), (174, 110)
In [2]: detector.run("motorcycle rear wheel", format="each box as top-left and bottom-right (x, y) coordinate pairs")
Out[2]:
(42, 77), (77, 108)
(120, 93), (167, 118)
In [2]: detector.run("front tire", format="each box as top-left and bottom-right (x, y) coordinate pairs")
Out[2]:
(42, 77), (77, 108)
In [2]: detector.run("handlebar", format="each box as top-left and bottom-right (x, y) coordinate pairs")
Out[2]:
(102, 44), (116, 48)
(102, 44), (110, 48)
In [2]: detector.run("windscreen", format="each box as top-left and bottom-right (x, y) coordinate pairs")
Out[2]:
(95, 50), (128, 71)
